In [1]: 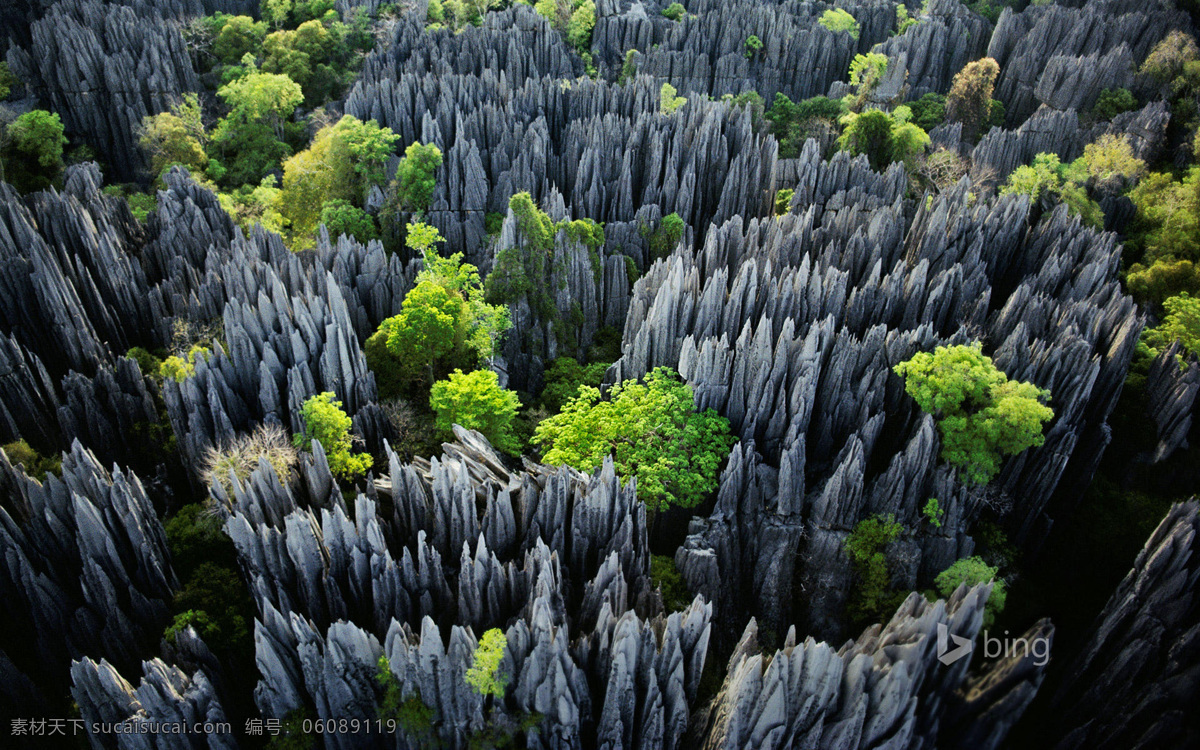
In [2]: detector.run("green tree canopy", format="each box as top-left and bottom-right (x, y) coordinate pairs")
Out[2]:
(1143, 293), (1200, 361)
(837, 106), (930, 170)
(661, 2), (685, 20)
(844, 513), (904, 624)
(533, 367), (736, 510)
(1000, 152), (1104, 228)
(819, 8), (860, 39)
(465, 628), (509, 698)
(395, 141), (443, 213)
(320, 199), (377, 242)
(278, 115), (399, 245)
(429, 369), (521, 453)
(368, 249), (510, 395)
(893, 343), (1054, 485)
(139, 94), (208, 178)
(293, 392), (373, 479)
(541, 356), (610, 411)
(660, 82), (687, 114)
(3, 110), (67, 192)
(935, 556), (1007, 628)
(214, 15), (268, 64)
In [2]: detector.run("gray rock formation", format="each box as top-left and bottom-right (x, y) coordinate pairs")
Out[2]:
(0, 441), (176, 705)
(71, 654), (234, 750)
(1049, 500), (1200, 749)
(8, 0), (202, 181)
(618, 139), (1139, 641)
(695, 585), (1050, 749)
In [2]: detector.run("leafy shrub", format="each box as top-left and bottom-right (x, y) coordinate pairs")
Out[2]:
(533, 367), (735, 510)
(923, 498), (944, 529)
(541, 356), (610, 411)
(907, 92), (946, 132)
(774, 188), (794, 215)
(837, 107), (929, 170)
(125, 346), (165, 376)
(844, 514), (904, 624)
(1143, 293), (1200, 361)
(465, 628), (509, 698)
(661, 2), (685, 20)
(935, 556), (1006, 628)
(3, 110), (67, 193)
(293, 392), (373, 479)
(159, 345), (212, 382)
(1001, 152), (1103, 228)
(1081, 134), (1145, 184)
(394, 141), (443, 213)
(429, 369), (521, 453)
(820, 8), (859, 39)
(641, 211), (685, 259)
(1, 439), (62, 481)
(651, 554), (692, 611)
(376, 656), (437, 746)
(320, 199), (378, 242)
(660, 82), (687, 114)
(894, 343), (1054, 484)
(1092, 88), (1137, 121)
(744, 35), (763, 59)
(0, 61), (16, 100)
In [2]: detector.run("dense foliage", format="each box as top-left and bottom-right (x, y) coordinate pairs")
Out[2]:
(293, 392), (373, 479)
(429, 369), (522, 454)
(533, 367), (736, 510)
(894, 343), (1055, 485)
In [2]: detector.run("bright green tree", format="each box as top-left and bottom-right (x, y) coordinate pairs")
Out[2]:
(893, 343), (1054, 485)
(406, 220), (444, 254)
(820, 8), (859, 39)
(744, 35), (763, 59)
(1143, 293), (1200, 360)
(541, 356), (610, 411)
(1001, 152), (1103, 228)
(661, 2), (685, 20)
(533, 367), (736, 510)
(429, 369), (521, 453)
(139, 94), (208, 178)
(278, 115), (399, 244)
(660, 83), (687, 115)
(465, 628), (509, 698)
(838, 107), (929, 170)
(567, 0), (596, 53)
(1127, 167), (1200, 274)
(320, 199), (377, 242)
(1092, 88), (1137, 121)
(644, 212), (685, 259)
(214, 16), (268, 64)
(3, 110), (67, 192)
(371, 250), (510, 392)
(395, 141), (444, 213)
(293, 392), (373, 479)
(935, 556), (1007, 628)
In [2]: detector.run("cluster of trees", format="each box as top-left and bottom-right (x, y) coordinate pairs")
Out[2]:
(535, 0), (597, 69)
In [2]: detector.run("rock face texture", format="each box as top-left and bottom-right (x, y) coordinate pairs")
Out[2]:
(1049, 500), (1200, 750)
(0, 441), (176, 709)
(71, 654), (234, 750)
(696, 587), (1052, 750)
(986, 0), (1189, 125)
(2, 0), (1200, 748)
(8, 0), (202, 181)
(620, 139), (1139, 643)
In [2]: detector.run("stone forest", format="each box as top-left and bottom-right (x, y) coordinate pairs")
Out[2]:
(1, 0), (1199, 747)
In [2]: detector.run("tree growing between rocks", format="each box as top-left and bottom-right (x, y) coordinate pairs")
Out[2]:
(894, 343), (1054, 485)
(935, 556), (1007, 628)
(945, 57), (1000, 142)
(2, 110), (67, 193)
(429, 369), (522, 454)
(533, 367), (736, 510)
(293, 392), (373, 479)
